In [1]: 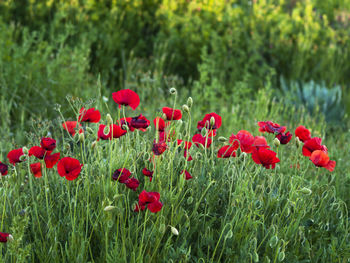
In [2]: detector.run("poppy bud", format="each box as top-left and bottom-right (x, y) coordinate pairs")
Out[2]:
(198, 143), (205, 151)
(225, 230), (233, 239)
(7, 234), (14, 242)
(91, 141), (97, 150)
(19, 155), (26, 162)
(187, 97), (193, 108)
(22, 147), (29, 155)
(170, 226), (179, 236)
(79, 133), (85, 143)
(295, 137), (301, 148)
(106, 114), (113, 125)
(159, 223), (166, 234)
(161, 113), (167, 121)
(104, 205), (116, 212)
(273, 138), (280, 147)
(169, 87), (177, 95)
(196, 152), (202, 159)
(201, 127), (207, 137)
(300, 187), (312, 195)
(240, 152), (247, 160)
(218, 136), (227, 142)
(182, 104), (190, 113)
(86, 127), (94, 135)
(64, 142), (70, 150)
(143, 152), (150, 161)
(103, 126), (110, 136)
(210, 116), (215, 127)
(122, 124), (129, 131)
(187, 196), (193, 204)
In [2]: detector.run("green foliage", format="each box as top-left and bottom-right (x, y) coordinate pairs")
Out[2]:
(0, 88), (349, 262)
(279, 77), (345, 125)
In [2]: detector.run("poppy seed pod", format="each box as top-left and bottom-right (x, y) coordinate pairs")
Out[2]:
(182, 104), (190, 113)
(169, 87), (177, 95)
(187, 97), (193, 108)
(273, 138), (280, 147)
(106, 114), (113, 125)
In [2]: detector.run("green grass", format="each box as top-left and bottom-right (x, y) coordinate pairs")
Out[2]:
(0, 87), (349, 262)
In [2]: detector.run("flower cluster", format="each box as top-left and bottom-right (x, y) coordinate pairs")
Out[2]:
(0, 87), (337, 239)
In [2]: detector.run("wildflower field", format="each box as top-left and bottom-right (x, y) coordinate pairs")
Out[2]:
(1, 1), (350, 262)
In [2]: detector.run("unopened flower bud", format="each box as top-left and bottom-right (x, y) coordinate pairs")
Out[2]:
(161, 113), (167, 121)
(273, 138), (280, 147)
(198, 143), (205, 151)
(187, 97), (193, 108)
(104, 205), (116, 212)
(218, 136), (227, 143)
(182, 104), (190, 113)
(201, 127), (207, 137)
(22, 147), (29, 155)
(210, 116), (215, 127)
(19, 155), (27, 161)
(7, 234), (14, 242)
(86, 127), (94, 135)
(106, 114), (113, 125)
(170, 226), (179, 236)
(300, 187), (312, 195)
(91, 141), (97, 149)
(64, 142), (70, 150)
(103, 126), (110, 136)
(79, 133), (85, 143)
(169, 87), (177, 95)
(295, 137), (301, 148)
(122, 124), (129, 131)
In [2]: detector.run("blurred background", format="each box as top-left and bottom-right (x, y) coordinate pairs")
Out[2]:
(0, 0), (349, 143)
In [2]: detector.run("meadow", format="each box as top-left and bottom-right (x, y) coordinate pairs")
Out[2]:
(0, 1), (350, 262)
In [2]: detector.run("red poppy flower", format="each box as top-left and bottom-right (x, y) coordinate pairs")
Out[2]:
(57, 157), (83, 181)
(276, 131), (292, 145)
(0, 232), (12, 243)
(217, 145), (237, 158)
(40, 137), (56, 151)
(153, 117), (167, 132)
(0, 162), (8, 176)
(97, 124), (127, 140)
(251, 148), (280, 169)
(152, 141), (168, 155)
(62, 121), (83, 137)
(181, 170), (192, 180)
(184, 150), (193, 161)
(112, 168), (131, 183)
(197, 112), (222, 136)
(124, 178), (140, 191)
(302, 137), (327, 157)
(44, 152), (60, 168)
(162, 107), (182, 121)
(78, 107), (101, 123)
(177, 140), (192, 150)
(7, 148), (25, 165)
(192, 134), (212, 148)
(135, 190), (163, 213)
(130, 114), (150, 131)
(29, 146), (48, 159)
(253, 136), (270, 149)
(295, 125), (311, 142)
(142, 168), (154, 182)
(117, 117), (133, 131)
(229, 130), (254, 153)
(30, 162), (42, 178)
(310, 150), (336, 172)
(112, 89), (140, 110)
(258, 121), (286, 134)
